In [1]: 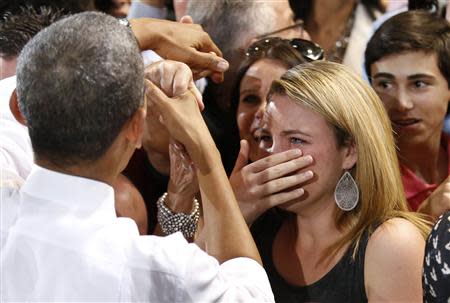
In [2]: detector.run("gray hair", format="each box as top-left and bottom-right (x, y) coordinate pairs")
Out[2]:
(187, 0), (277, 60)
(16, 11), (144, 166)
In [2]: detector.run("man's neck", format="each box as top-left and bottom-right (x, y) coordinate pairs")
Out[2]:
(36, 157), (119, 186)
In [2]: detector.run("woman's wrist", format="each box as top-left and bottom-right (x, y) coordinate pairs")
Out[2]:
(166, 191), (198, 214)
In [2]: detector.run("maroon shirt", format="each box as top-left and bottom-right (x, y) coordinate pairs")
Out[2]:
(400, 134), (450, 211)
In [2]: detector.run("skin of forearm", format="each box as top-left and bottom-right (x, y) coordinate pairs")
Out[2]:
(193, 141), (262, 264)
(129, 18), (161, 51)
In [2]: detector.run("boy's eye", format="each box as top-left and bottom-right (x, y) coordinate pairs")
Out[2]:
(374, 80), (392, 90)
(413, 80), (427, 88)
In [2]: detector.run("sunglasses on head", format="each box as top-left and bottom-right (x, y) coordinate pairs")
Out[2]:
(246, 37), (324, 62)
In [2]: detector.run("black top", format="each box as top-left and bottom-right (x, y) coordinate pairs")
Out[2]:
(251, 211), (369, 303)
(423, 211), (450, 303)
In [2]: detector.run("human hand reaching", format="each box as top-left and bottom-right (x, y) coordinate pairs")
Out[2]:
(130, 16), (228, 83)
(418, 175), (450, 220)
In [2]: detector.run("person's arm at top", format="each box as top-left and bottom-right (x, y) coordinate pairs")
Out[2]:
(130, 17), (228, 83)
(144, 79), (261, 264)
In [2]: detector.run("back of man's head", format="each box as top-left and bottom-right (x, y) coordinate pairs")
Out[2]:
(16, 11), (144, 167)
(365, 10), (450, 86)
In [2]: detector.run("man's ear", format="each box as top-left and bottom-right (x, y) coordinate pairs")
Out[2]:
(342, 141), (357, 170)
(125, 105), (146, 149)
(9, 89), (27, 126)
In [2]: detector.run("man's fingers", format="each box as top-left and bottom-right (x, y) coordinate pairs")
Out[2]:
(187, 49), (229, 76)
(210, 72), (224, 83)
(145, 79), (169, 110)
(256, 155), (314, 184)
(172, 65), (193, 96)
(179, 15), (193, 24)
(188, 81), (204, 110)
(248, 149), (303, 173)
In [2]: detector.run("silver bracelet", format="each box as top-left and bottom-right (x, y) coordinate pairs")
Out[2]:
(156, 192), (200, 239)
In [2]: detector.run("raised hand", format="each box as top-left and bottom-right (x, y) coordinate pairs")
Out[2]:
(229, 140), (314, 225)
(130, 17), (229, 83)
(418, 175), (450, 220)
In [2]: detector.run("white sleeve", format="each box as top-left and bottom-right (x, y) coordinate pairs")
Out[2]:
(125, 232), (274, 302)
(164, 233), (274, 302)
(127, 2), (167, 19)
(0, 117), (33, 180)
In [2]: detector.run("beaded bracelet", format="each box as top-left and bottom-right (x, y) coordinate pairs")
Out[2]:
(156, 192), (200, 239)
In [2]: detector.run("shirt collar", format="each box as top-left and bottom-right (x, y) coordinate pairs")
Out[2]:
(21, 165), (115, 215)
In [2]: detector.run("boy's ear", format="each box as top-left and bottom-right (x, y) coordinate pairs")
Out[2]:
(9, 89), (27, 126)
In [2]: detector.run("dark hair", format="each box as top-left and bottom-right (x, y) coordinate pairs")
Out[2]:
(94, 0), (128, 17)
(230, 39), (308, 128)
(408, 0), (439, 12)
(364, 10), (450, 88)
(288, 0), (385, 22)
(0, 0), (93, 16)
(0, 5), (64, 58)
(16, 12), (144, 166)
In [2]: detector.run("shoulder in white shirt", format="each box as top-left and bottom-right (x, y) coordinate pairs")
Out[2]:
(0, 75), (33, 182)
(1, 166), (274, 302)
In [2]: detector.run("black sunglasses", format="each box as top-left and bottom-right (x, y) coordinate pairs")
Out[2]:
(246, 37), (324, 62)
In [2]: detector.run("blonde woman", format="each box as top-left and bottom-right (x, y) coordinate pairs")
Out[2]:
(248, 61), (430, 302)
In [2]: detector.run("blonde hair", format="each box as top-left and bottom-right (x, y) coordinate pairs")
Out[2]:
(270, 61), (431, 259)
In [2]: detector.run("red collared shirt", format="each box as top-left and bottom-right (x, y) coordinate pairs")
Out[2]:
(400, 134), (450, 211)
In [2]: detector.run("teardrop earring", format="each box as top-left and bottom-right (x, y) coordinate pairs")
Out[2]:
(334, 171), (359, 211)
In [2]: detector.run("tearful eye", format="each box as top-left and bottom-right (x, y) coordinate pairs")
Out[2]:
(290, 137), (304, 145)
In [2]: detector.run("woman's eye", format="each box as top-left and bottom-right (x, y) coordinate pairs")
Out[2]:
(290, 137), (304, 145)
(242, 94), (261, 105)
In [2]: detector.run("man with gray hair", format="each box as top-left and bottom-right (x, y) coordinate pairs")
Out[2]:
(1, 12), (273, 302)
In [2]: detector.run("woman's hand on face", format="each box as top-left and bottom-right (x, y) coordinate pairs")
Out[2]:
(229, 140), (314, 226)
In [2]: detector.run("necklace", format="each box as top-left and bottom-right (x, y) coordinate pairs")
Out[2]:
(326, 4), (357, 63)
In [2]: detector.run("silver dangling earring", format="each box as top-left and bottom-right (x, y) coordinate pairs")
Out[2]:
(334, 171), (359, 211)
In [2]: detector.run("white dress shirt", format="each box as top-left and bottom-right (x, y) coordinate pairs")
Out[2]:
(0, 75), (33, 183)
(1, 166), (274, 302)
